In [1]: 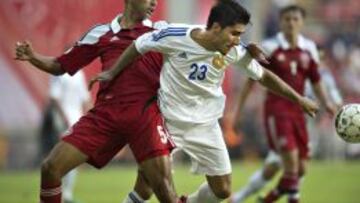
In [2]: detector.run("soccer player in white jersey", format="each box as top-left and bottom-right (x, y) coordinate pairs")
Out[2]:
(90, 1), (318, 202)
(49, 70), (92, 203)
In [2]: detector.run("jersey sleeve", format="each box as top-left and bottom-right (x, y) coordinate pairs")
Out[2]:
(135, 27), (186, 55)
(56, 24), (109, 75)
(233, 45), (264, 80)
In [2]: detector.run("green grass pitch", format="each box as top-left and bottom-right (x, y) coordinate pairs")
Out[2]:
(1, 161), (359, 203)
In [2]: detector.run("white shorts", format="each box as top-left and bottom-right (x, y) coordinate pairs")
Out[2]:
(166, 119), (232, 176)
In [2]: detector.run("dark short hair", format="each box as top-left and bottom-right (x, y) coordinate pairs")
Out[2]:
(206, 0), (251, 29)
(280, 5), (306, 18)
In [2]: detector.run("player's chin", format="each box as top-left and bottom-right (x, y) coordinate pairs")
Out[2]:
(221, 48), (231, 55)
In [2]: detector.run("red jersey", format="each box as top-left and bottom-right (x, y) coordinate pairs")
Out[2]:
(262, 33), (321, 117)
(57, 16), (167, 105)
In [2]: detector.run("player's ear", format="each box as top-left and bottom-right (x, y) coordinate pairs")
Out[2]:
(211, 22), (222, 33)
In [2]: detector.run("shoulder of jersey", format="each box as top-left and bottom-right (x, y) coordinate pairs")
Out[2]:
(153, 20), (170, 30)
(78, 23), (110, 45)
(151, 24), (190, 42)
(261, 36), (281, 56)
(301, 36), (319, 62)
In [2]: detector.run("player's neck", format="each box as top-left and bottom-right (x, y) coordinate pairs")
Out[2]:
(191, 29), (217, 52)
(284, 33), (299, 49)
(120, 12), (145, 29)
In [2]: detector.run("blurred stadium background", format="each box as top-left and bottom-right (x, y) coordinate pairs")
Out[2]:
(0, 0), (360, 202)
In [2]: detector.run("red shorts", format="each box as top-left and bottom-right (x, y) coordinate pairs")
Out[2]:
(62, 101), (175, 168)
(264, 113), (309, 159)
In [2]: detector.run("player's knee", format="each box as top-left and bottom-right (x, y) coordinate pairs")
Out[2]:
(41, 158), (62, 178)
(263, 163), (281, 180)
(211, 183), (231, 199)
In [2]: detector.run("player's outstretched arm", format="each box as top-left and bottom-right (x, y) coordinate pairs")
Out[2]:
(14, 41), (64, 75)
(258, 69), (319, 117)
(88, 42), (141, 90)
(311, 82), (337, 115)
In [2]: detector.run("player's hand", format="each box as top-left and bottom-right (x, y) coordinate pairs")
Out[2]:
(299, 97), (319, 117)
(15, 41), (34, 61)
(246, 43), (269, 65)
(88, 70), (115, 90)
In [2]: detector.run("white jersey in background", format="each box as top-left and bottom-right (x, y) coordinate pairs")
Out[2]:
(49, 70), (90, 126)
(305, 68), (343, 106)
(135, 25), (264, 123)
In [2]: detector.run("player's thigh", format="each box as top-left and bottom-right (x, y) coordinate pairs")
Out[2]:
(295, 119), (310, 159)
(62, 107), (127, 169)
(168, 120), (232, 176)
(278, 149), (299, 173)
(139, 155), (173, 183)
(128, 102), (175, 163)
(265, 115), (297, 153)
(43, 141), (87, 176)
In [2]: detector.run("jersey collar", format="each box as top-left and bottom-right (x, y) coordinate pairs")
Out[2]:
(110, 14), (153, 33)
(277, 32), (306, 50)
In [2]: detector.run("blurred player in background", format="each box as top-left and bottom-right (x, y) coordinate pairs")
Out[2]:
(230, 5), (337, 203)
(14, 0), (182, 203)
(90, 1), (319, 203)
(48, 70), (92, 203)
(230, 47), (343, 203)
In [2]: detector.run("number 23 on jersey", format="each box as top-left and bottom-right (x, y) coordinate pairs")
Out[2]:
(188, 63), (208, 80)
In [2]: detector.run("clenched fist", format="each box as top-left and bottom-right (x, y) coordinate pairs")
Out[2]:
(246, 43), (269, 65)
(15, 41), (34, 61)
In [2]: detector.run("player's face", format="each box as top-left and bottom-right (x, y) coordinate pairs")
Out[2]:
(280, 11), (304, 36)
(126, 0), (157, 19)
(215, 23), (246, 55)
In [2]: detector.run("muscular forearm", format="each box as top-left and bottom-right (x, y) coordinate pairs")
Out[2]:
(312, 82), (329, 106)
(259, 69), (302, 104)
(29, 52), (64, 75)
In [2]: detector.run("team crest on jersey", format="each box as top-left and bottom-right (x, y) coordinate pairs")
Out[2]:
(212, 53), (227, 69)
(276, 53), (286, 62)
(300, 53), (310, 68)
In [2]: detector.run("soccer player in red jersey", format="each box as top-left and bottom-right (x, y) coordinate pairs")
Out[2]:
(14, 0), (181, 203)
(230, 5), (337, 203)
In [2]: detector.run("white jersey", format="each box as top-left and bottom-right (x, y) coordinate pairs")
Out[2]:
(49, 71), (90, 125)
(135, 25), (264, 123)
(305, 68), (343, 105)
